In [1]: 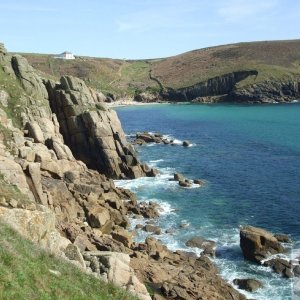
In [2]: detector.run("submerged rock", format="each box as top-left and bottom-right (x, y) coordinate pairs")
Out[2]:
(263, 258), (293, 278)
(185, 237), (216, 257)
(233, 278), (263, 292)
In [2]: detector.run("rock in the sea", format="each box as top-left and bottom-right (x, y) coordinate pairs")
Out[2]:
(193, 179), (205, 185)
(185, 237), (216, 257)
(263, 258), (293, 278)
(142, 224), (161, 235)
(240, 225), (285, 263)
(233, 278), (263, 292)
(173, 172), (185, 182)
(179, 180), (192, 188)
(182, 140), (190, 147)
(274, 233), (292, 243)
(293, 265), (300, 277)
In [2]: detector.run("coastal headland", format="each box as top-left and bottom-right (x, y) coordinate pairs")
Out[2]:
(0, 41), (299, 299)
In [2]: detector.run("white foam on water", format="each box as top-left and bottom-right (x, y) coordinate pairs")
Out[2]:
(148, 159), (164, 167)
(171, 138), (183, 145)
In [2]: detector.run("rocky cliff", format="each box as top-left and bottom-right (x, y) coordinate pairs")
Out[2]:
(45, 76), (156, 179)
(0, 43), (246, 300)
(162, 70), (258, 101)
(161, 70), (300, 103)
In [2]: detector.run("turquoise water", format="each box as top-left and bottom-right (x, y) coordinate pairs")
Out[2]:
(114, 103), (300, 299)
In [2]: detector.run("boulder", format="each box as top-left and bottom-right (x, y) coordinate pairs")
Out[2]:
(87, 206), (110, 229)
(233, 278), (263, 292)
(142, 224), (161, 235)
(293, 265), (300, 277)
(185, 237), (216, 257)
(179, 180), (192, 188)
(174, 172), (185, 182)
(64, 244), (86, 268)
(193, 179), (205, 185)
(274, 233), (292, 243)
(182, 140), (190, 147)
(240, 226), (285, 263)
(111, 227), (133, 247)
(263, 258), (293, 278)
(84, 251), (151, 300)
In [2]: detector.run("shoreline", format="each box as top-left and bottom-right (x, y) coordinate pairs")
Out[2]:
(106, 99), (169, 108)
(106, 98), (300, 109)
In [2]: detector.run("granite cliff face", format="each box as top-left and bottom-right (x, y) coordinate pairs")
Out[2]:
(0, 43), (247, 300)
(161, 70), (300, 103)
(45, 76), (156, 179)
(162, 70), (258, 101)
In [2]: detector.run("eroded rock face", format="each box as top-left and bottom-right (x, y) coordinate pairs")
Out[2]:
(83, 251), (151, 300)
(240, 226), (285, 263)
(131, 237), (246, 300)
(45, 76), (156, 179)
(0, 206), (70, 255)
(163, 71), (258, 101)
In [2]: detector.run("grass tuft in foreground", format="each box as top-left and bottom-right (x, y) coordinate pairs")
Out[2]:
(0, 222), (138, 300)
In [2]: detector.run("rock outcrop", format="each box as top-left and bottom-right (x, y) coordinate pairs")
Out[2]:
(45, 76), (156, 179)
(83, 251), (151, 300)
(240, 226), (285, 263)
(160, 70), (300, 104)
(229, 80), (300, 103)
(131, 237), (246, 300)
(162, 70), (258, 101)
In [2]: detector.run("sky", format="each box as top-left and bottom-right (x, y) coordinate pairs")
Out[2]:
(0, 0), (299, 59)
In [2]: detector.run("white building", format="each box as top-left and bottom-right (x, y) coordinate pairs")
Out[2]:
(55, 51), (75, 60)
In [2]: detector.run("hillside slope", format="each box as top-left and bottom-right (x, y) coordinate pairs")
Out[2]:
(22, 40), (300, 102)
(0, 222), (137, 300)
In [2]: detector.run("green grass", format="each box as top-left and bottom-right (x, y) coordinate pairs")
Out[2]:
(21, 40), (300, 96)
(0, 63), (26, 128)
(0, 221), (139, 300)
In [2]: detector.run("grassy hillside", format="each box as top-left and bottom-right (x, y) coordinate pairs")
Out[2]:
(0, 221), (138, 300)
(22, 39), (300, 96)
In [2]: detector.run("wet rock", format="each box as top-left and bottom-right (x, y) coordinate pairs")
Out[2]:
(178, 180), (192, 188)
(263, 258), (293, 278)
(240, 225), (285, 263)
(142, 224), (161, 235)
(193, 179), (205, 185)
(174, 172), (185, 182)
(182, 140), (190, 147)
(293, 265), (300, 277)
(233, 278), (263, 292)
(186, 237), (216, 257)
(274, 233), (292, 243)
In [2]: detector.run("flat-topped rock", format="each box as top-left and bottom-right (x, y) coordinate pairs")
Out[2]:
(240, 225), (286, 263)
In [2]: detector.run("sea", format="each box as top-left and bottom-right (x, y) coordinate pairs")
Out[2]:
(114, 102), (300, 300)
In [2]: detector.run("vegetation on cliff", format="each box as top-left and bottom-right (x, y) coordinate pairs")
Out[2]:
(22, 40), (300, 101)
(0, 222), (137, 300)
